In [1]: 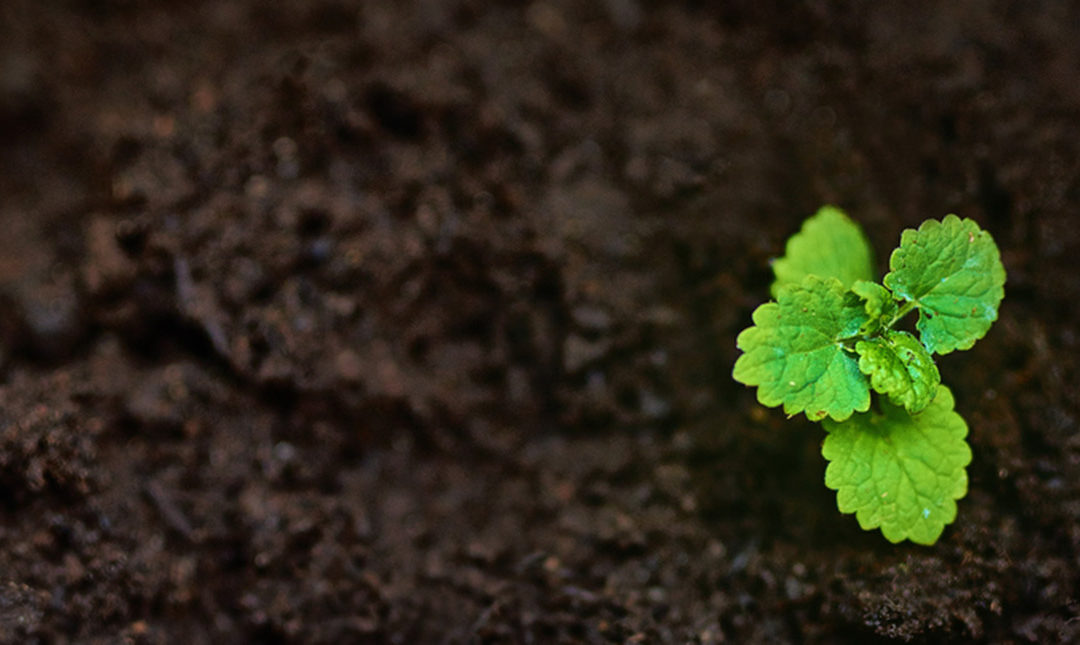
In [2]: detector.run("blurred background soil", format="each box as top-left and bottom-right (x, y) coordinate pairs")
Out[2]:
(1, 1), (1079, 642)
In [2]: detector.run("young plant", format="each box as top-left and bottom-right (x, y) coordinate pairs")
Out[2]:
(733, 206), (1005, 545)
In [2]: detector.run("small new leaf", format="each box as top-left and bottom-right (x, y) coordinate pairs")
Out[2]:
(883, 215), (1006, 354)
(851, 279), (898, 335)
(734, 276), (870, 421)
(856, 330), (940, 413)
(771, 206), (875, 298)
(822, 385), (971, 545)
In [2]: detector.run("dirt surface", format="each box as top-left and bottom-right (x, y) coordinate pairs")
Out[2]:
(1, 1), (1079, 642)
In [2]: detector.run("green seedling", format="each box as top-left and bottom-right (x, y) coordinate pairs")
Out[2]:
(734, 206), (1005, 545)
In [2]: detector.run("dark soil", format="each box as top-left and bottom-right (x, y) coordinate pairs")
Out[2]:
(1, 1), (1079, 642)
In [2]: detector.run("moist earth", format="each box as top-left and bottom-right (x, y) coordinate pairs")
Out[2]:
(1, 1), (1079, 642)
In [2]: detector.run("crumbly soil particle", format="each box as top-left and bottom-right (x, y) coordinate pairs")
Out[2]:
(1, 1), (1078, 642)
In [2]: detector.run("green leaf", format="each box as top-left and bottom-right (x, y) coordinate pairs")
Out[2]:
(851, 279), (898, 335)
(822, 385), (971, 545)
(771, 206), (876, 298)
(883, 215), (1006, 354)
(856, 330), (940, 413)
(734, 276), (870, 421)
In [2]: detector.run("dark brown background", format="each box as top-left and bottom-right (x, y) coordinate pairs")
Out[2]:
(1, 1), (1078, 642)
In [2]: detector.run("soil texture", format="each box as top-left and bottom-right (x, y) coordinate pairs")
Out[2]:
(1, 1), (1079, 642)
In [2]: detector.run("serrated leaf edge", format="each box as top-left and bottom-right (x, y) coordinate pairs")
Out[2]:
(883, 215), (1006, 355)
(822, 386), (972, 546)
(734, 276), (872, 422)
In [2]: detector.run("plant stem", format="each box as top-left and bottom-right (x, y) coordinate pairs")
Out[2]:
(886, 300), (918, 329)
(840, 298), (920, 350)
